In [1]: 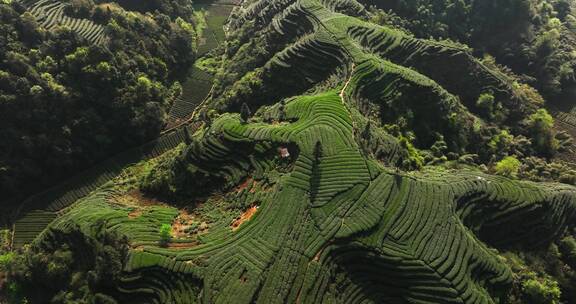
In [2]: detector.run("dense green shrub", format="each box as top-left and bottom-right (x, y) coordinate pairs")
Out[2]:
(559, 236), (576, 269)
(495, 156), (521, 177)
(310, 141), (323, 202)
(515, 157), (576, 184)
(398, 135), (424, 169)
(241, 102), (251, 124)
(65, 0), (93, 18)
(0, 252), (15, 271)
(503, 242), (576, 303)
(476, 92), (495, 117)
(488, 130), (514, 156)
(527, 109), (558, 156)
(430, 135), (448, 158)
(0, 229), (10, 252)
(522, 277), (561, 304)
(159, 224), (172, 246)
(5, 224), (129, 303)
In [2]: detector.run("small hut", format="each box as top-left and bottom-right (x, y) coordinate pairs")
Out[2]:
(279, 147), (290, 158)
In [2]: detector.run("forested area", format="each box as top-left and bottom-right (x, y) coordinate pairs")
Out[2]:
(2, 0), (576, 303)
(367, 0), (576, 105)
(0, 0), (198, 199)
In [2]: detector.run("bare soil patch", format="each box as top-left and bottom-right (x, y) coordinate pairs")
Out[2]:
(113, 189), (168, 208)
(235, 177), (253, 193)
(166, 241), (200, 249)
(128, 209), (142, 219)
(231, 205), (259, 231)
(171, 209), (208, 239)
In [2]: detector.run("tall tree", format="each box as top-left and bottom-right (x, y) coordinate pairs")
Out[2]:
(310, 141), (323, 203)
(241, 102), (251, 124)
(278, 100), (286, 122)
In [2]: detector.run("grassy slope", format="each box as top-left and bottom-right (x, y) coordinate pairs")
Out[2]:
(19, 0), (576, 303)
(40, 89), (576, 303)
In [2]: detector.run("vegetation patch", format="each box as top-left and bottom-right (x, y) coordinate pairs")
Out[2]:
(4, 0), (576, 303)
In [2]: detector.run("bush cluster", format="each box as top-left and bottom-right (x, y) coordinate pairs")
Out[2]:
(0, 0), (197, 199)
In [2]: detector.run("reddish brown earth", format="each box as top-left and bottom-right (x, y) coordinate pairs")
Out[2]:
(171, 210), (206, 238)
(128, 209), (142, 219)
(166, 241), (200, 249)
(231, 205), (259, 231)
(235, 177), (254, 193)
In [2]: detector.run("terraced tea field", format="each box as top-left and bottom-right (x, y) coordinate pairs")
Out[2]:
(6, 0), (237, 250)
(11, 210), (56, 249)
(194, 3), (234, 55)
(163, 2), (234, 130)
(41, 88), (576, 303)
(18, 0), (107, 45)
(164, 67), (214, 130)
(549, 106), (576, 165)
(5, 0), (576, 302)
(8, 127), (195, 249)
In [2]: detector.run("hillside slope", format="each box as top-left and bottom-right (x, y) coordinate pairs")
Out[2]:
(2, 0), (576, 303)
(0, 0), (196, 200)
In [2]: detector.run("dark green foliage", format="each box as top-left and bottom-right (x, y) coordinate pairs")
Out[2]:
(11, 83), (576, 304)
(0, 229), (10, 253)
(398, 135), (424, 169)
(12, 210), (56, 249)
(488, 130), (514, 156)
(278, 100), (286, 121)
(476, 91), (495, 118)
(313, 141), (323, 162)
(430, 135), (448, 158)
(5, 222), (129, 303)
(361, 121), (371, 142)
(526, 109), (558, 156)
(0, 0), (196, 200)
(108, 0), (193, 17)
(559, 236), (576, 269)
(240, 102), (251, 123)
(522, 277), (561, 304)
(65, 0), (93, 19)
(139, 150), (180, 197)
(504, 256), (568, 304)
(94, 293), (119, 304)
(553, 0), (571, 21)
(310, 141), (323, 202)
(367, 0), (576, 104)
(516, 157), (576, 185)
(6, 0), (576, 303)
(139, 140), (229, 199)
